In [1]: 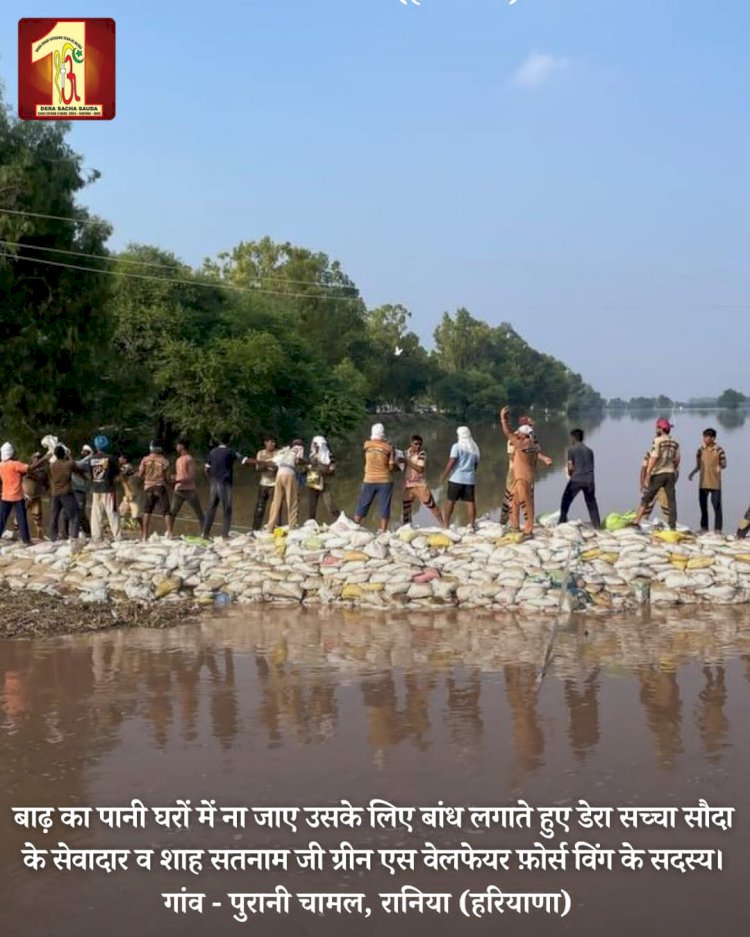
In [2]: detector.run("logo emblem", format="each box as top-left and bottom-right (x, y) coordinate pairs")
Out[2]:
(18, 18), (115, 120)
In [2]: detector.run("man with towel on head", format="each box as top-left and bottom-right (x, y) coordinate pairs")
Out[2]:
(0, 443), (49, 546)
(353, 423), (397, 534)
(500, 406), (553, 538)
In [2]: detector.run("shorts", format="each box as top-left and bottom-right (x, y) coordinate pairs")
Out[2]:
(143, 485), (170, 516)
(447, 482), (475, 503)
(355, 482), (393, 520)
(120, 492), (142, 520)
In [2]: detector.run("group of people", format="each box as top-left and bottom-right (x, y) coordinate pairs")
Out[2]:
(0, 432), (342, 545)
(348, 412), (749, 540)
(1, 414), (749, 546)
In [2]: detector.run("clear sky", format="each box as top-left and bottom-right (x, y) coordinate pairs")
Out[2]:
(2, 0), (748, 400)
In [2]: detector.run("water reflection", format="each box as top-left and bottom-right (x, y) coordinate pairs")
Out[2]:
(1, 606), (748, 790)
(638, 666), (682, 769)
(695, 666), (729, 764)
(716, 410), (746, 430)
(564, 669), (600, 763)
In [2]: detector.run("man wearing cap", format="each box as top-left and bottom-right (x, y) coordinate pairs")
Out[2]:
(632, 418), (680, 530)
(88, 435), (121, 541)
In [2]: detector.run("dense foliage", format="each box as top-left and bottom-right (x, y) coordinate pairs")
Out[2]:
(0, 93), (603, 450)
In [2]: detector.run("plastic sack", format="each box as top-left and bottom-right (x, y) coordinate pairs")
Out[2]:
(538, 510), (560, 529)
(604, 511), (637, 531)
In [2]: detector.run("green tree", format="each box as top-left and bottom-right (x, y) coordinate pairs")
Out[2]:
(365, 304), (432, 410)
(0, 91), (112, 432)
(433, 308), (492, 373)
(204, 237), (369, 370)
(107, 244), (228, 439)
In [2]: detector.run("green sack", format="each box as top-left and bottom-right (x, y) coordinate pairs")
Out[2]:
(604, 511), (636, 531)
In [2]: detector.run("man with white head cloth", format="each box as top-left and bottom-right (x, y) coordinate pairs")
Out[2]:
(0, 443), (49, 545)
(353, 423), (396, 533)
(307, 435), (340, 522)
(440, 426), (480, 529)
(500, 406), (553, 537)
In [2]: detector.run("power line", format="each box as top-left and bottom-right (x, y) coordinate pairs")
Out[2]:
(0, 206), (107, 227)
(0, 236), (357, 290)
(0, 207), (360, 291)
(0, 250), (363, 302)
(0, 238), (359, 294)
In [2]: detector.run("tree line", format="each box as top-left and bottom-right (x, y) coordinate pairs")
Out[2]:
(606, 389), (747, 411)
(0, 90), (603, 452)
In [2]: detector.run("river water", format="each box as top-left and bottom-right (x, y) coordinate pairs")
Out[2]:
(1, 411), (749, 935)
(1, 602), (748, 936)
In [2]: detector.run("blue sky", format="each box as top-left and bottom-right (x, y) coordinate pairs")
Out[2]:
(2, 0), (748, 399)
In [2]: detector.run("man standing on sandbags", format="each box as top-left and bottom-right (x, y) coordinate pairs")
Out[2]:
(203, 433), (253, 539)
(0, 443), (49, 546)
(632, 417), (680, 531)
(500, 406), (552, 538)
(88, 435), (122, 541)
(558, 429), (601, 529)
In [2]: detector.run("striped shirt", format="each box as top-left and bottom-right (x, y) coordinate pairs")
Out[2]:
(404, 448), (427, 488)
(649, 435), (680, 475)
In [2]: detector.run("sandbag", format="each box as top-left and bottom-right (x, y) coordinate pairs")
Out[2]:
(604, 511), (636, 531)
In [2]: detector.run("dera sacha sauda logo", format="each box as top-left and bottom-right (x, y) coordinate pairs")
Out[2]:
(18, 18), (115, 120)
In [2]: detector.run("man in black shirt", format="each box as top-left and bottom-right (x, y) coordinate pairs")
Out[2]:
(559, 429), (601, 529)
(87, 434), (121, 541)
(202, 432), (250, 539)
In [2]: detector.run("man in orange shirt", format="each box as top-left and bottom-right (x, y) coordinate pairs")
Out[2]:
(0, 442), (49, 546)
(353, 423), (396, 533)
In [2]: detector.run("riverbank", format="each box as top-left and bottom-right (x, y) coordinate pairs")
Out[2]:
(2, 515), (750, 638)
(0, 582), (200, 639)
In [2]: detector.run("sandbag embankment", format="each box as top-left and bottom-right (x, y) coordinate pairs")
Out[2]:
(2, 518), (750, 617)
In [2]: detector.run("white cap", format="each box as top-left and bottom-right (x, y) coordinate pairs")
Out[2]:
(517, 425), (534, 437)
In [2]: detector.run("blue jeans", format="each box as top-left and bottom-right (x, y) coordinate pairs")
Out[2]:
(0, 500), (30, 544)
(355, 482), (393, 520)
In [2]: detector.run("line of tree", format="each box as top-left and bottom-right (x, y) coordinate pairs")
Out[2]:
(0, 90), (603, 450)
(606, 389), (747, 411)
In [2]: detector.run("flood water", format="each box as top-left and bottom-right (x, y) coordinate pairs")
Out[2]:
(1, 603), (749, 936)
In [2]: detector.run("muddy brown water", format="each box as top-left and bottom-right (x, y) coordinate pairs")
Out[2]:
(1, 603), (748, 936)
